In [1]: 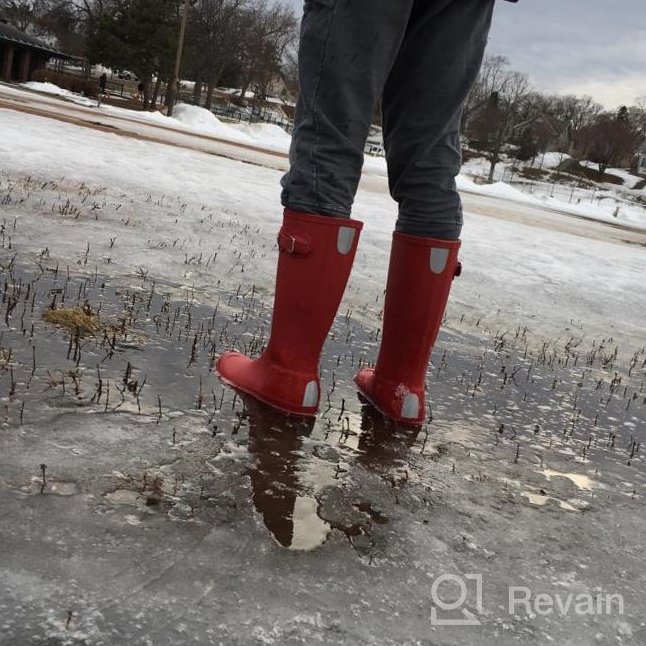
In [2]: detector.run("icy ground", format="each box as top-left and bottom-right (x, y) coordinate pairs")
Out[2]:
(1, 101), (646, 645)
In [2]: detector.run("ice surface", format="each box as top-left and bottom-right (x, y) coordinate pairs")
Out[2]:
(0, 96), (645, 645)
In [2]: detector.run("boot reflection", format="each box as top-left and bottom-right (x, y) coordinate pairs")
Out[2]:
(356, 403), (422, 468)
(242, 395), (317, 548)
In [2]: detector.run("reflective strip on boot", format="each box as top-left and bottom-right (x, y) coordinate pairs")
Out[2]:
(401, 393), (420, 419)
(429, 248), (450, 274)
(302, 380), (319, 408)
(337, 227), (356, 255)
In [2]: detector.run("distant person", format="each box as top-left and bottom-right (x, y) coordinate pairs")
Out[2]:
(217, 0), (516, 425)
(99, 73), (107, 94)
(137, 82), (145, 101)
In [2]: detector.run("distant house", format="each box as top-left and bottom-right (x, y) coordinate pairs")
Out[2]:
(636, 140), (646, 178)
(365, 125), (384, 156)
(0, 19), (74, 83)
(513, 112), (572, 154)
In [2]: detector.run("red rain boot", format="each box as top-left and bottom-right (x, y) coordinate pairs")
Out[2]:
(354, 232), (461, 426)
(216, 209), (362, 416)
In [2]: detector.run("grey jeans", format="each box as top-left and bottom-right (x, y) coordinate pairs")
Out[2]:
(281, 0), (496, 240)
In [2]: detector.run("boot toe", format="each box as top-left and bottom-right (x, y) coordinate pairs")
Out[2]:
(215, 351), (252, 386)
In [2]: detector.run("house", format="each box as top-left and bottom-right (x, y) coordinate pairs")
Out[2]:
(513, 112), (572, 155)
(0, 20), (74, 83)
(636, 140), (646, 178)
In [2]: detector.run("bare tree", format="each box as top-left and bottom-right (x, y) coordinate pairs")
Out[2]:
(0, 0), (40, 30)
(186, 0), (245, 107)
(236, 0), (297, 102)
(628, 96), (646, 139)
(463, 54), (512, 131)
(466, 67), (531, 182)
(549, 94), (603, 134)
(575, 110), (640, 178)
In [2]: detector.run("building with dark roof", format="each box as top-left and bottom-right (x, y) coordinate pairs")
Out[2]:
(0, 19), (75, 83)
(636, 140), (646, 178)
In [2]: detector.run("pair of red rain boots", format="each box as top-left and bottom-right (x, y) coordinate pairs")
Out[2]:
(215, 209), (461, 426)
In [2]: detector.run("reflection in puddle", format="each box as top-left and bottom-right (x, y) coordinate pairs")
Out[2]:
(521, 489), (589, 512)
(540, 469), (598, 491)
(289, 497), (331, 551)
(244, 396), (331, 550)
(243, 396), (403, 551)
(522, 490), (549, 506)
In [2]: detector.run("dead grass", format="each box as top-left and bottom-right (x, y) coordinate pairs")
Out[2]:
(519, 167), (550, 181)
(43, 307), (99, 335)
(558, 160), (624, 186)
(548, 172), (598, 190)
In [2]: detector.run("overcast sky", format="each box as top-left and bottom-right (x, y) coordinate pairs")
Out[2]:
(282, 0), (646, 109)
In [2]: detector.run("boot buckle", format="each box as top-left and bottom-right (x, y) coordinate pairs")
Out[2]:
(278, 231), (311, 255)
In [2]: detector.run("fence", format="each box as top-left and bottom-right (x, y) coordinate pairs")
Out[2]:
(178, 92), (293, 131)
(474, 163), (646, 216)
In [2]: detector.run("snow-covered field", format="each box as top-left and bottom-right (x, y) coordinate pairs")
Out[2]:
(1, 91), (646, 645)
(17, 81), (646, 230)
(462, 153), (646, 229)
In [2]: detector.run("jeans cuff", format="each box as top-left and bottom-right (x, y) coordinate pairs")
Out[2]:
(281, 198), (352, 219)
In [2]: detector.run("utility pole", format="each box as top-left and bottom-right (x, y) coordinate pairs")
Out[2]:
(167, 0), (191, 117)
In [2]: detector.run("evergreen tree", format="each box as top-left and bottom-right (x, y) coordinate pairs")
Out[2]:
(90, 0), (178, 108)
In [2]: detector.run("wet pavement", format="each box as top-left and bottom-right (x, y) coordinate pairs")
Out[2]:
(1, 244), (645, 644)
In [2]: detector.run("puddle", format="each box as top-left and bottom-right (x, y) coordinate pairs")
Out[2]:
(0, 257), (644, 554)
(522, 490), (549, 506)
(104, 489), (143, 506)
(540, 469), (598, 491)
(521, 489), (588, 513)
(26, 478), (78, 496)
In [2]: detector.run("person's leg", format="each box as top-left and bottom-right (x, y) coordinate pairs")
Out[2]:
(383, 0), (496, 239)
(280, 0), (415, 218)
(217, 0), (417, 416)
(355, 0), (496, 425)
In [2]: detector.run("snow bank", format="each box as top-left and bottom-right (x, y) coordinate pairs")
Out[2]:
(455, 174), (481, 192)
(475, 181), (545, 206)
(106, 103), (293, 152)
(542, 195), (646, 228)
(21, 81), (94, 107)
(168, 105), (292, 152)
(537, 152), (571, 169)
(172, 103), (231, 135)
(580, 162), (644, 190)
(234, 122), (291, 144)
(23, 81), (76, 98)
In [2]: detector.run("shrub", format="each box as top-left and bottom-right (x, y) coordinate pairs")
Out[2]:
(31, 69), (99, 98)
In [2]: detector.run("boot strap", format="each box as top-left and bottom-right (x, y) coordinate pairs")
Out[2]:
(278, 231), (312, 255)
